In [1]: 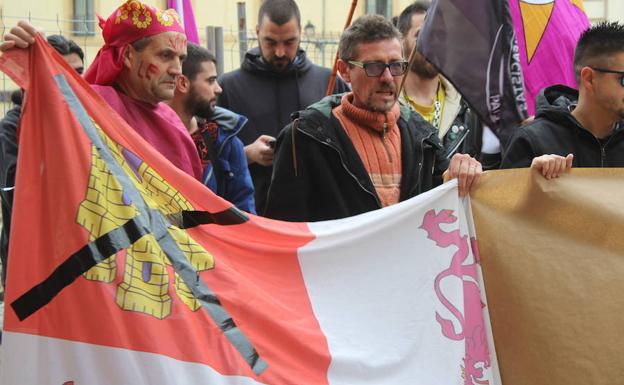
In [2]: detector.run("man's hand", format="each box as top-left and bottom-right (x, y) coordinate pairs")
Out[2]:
(244, 135), (275, 167)
(443, 153), (483, 197)
(1, 21), (40, 51)
(530, 153), (573, 179)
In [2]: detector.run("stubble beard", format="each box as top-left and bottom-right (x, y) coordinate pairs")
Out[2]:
(366, 85), (397, 112)
(410, 52), (439, 79)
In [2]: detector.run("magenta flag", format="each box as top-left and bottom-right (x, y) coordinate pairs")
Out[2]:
(168, 0), (200, 44)
(509, 0), (590, 115)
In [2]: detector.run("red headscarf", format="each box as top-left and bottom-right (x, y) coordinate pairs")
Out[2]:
(84, 0), (185, 85)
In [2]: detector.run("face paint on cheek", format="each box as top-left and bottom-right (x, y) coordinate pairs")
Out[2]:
(146, 63), (159, 80)
(168, 35), (187, 52)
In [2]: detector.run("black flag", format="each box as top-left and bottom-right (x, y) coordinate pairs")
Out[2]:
(418, 0), (528, 147)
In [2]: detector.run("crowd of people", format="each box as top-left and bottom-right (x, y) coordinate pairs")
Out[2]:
(0, 0), (623, 342)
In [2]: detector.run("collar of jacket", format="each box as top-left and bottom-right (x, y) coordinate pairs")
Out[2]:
(397, 75), (462, 140)
(291, 94), (443, 206)
(208, 106), (248, 134)
(241, 47), (312, 78)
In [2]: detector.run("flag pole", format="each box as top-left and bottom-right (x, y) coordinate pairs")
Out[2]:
(325, 0), (358, 96)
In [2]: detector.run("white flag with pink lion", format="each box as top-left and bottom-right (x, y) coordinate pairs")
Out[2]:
(297, 181), (502, 385)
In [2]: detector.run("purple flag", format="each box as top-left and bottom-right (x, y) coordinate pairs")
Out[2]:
(418, 0), (528, 146)
(509, 0), (590, 115)
(168, 0), (200, 44)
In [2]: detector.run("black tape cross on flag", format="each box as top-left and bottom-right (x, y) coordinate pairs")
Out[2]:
(418, 0), (528, 147)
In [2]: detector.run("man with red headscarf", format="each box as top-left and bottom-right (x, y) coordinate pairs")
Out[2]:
(1, 0), (202, 180)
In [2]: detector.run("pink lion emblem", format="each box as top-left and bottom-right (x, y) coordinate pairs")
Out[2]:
(420, 209), (490, 385)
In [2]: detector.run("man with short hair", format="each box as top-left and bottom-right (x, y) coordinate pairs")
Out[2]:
(217, 0), (350, 214)
(168, 44), (255, 213)
(397, 1), (501, 169)
(264, 15), (481, 222)
(0, 35), (85, 286)
(501, 22), (624, 178)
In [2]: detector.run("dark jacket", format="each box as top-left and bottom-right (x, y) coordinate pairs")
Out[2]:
(501, 85), (624, 168)
(217, 48), (350, 214)
(0, 104), (20, 285)
(195, 107), (256, 214)
(264, 95), (446, 222)
(439, 100), (502, 170)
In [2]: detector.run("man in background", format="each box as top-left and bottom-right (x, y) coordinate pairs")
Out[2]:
(218, 0), (350, 214)
(397, 1), (502, 169)
(169, 44), (255, 213)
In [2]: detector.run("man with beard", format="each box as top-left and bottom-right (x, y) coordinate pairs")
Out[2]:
(217, 0), (350, 214)
(502, 22), (624, 178)
(169, 44), (255, 213)
(264, 15), (482, 222)
(397, 1), (501, 169)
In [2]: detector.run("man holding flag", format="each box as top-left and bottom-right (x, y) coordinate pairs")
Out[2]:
(265, 15), (482, 222)
(1, 0), (203, 181)
(501, 22), (624, 178)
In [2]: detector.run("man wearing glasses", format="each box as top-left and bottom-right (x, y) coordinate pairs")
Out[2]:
(264, 15), (482, 222)
(501, 22), (624, 178)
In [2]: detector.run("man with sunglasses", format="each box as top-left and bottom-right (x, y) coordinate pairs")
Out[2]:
(264, 15), (482, 222)
(501, 22), (624, 178)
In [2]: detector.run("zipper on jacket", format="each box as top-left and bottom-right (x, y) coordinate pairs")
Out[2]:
(580, 122), (622, 167)
(298, 126), (382, 208)
(381, 122), (393, 163)
(592, 134), (615, 167)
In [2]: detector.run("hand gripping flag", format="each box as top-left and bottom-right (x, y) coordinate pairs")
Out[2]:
(0, 36), (500, 385)
(509, 0), (590, 115)
(418, 0), (529, 147)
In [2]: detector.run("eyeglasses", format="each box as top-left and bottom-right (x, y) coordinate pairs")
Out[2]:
(590, 67), (624, 87)
(348, 60), (408, 77)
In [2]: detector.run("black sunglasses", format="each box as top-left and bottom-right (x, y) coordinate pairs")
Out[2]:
(590, 67), (624, 87)
(348, 60), (408, 77)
